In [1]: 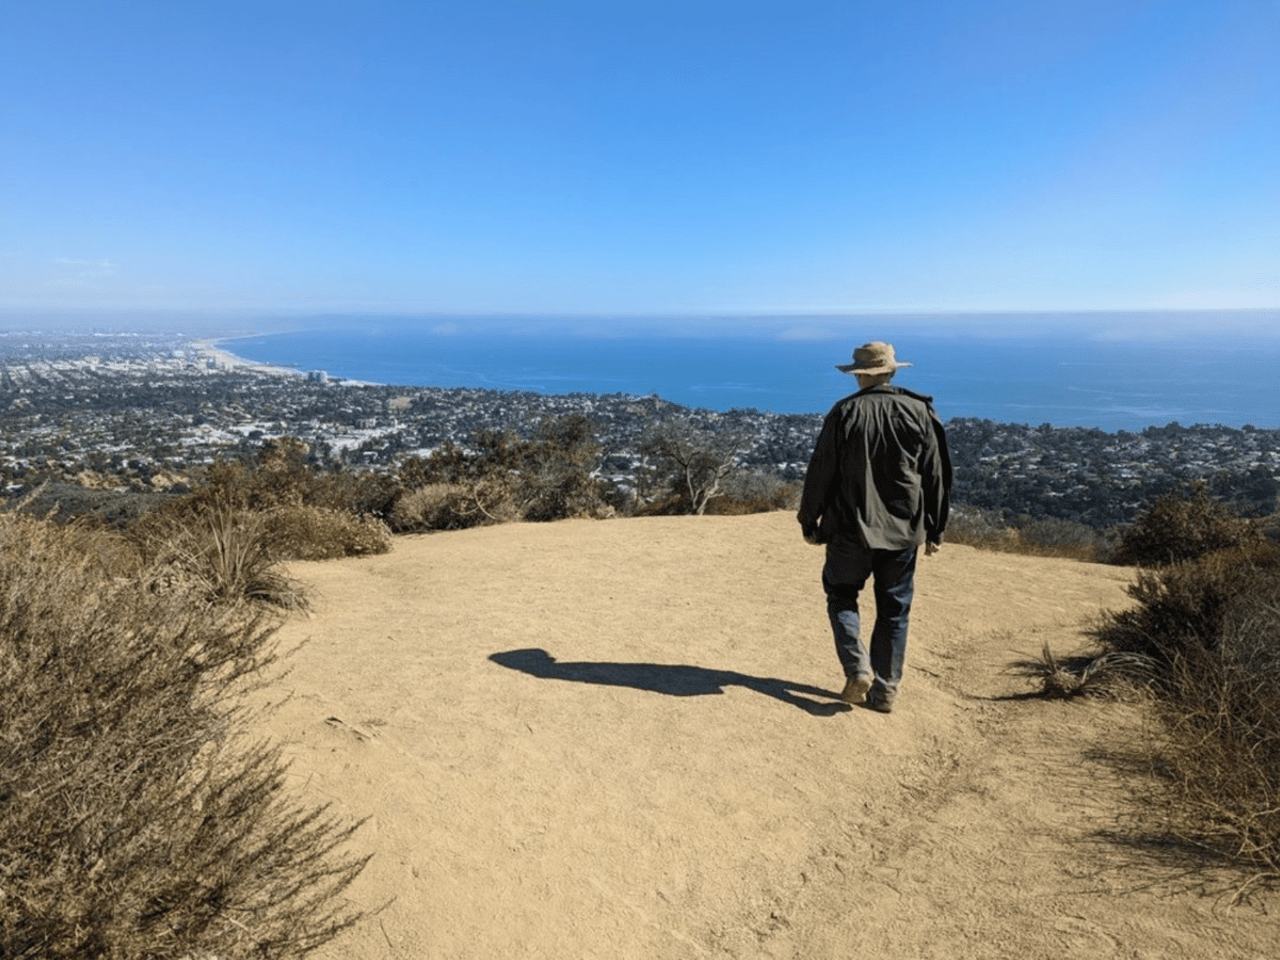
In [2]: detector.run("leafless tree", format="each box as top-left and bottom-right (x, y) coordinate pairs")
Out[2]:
(639, 417), (753, 515)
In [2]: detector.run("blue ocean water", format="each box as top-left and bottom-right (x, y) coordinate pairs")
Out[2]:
(224, 315), (1280, 432)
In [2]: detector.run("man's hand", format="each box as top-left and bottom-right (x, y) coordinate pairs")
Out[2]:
(925, 541), (941, 557)
(802, 522), (822, 545)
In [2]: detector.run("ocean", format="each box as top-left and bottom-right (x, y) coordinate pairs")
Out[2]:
(222, 313), (1280, 432)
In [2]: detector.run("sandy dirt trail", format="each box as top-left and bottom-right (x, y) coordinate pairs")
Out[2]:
(257, 513), (1277, 959)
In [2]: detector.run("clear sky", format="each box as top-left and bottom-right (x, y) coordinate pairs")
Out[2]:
(2, 0), (1277, 321)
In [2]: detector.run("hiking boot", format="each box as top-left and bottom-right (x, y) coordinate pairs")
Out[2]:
(864, 695), (893, 714)
(840, 675), (873, 705)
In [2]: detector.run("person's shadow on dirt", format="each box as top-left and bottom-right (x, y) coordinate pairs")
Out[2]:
(489, 647), (850, 717)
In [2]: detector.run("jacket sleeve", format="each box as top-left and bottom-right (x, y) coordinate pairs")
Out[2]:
(922, 408), (952, 544)
(797, 405), (842, 538)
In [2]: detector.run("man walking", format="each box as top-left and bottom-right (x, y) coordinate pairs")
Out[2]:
(798, 342), (951, 713)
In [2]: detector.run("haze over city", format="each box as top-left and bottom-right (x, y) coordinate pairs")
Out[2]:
(2, 0), (1276, 337)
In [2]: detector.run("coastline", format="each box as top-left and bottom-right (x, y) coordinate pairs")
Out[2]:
(190, 337), (378, 386)
(190, 338), (306, 379)
(187, 326), (1280, 430)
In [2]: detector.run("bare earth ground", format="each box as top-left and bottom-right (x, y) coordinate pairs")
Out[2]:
(257, 513), (1278, 959)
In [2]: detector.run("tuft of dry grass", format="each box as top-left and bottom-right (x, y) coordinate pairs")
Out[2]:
(133, 506), (310, 611)
(0, 512), (369, 958)
(1009, 642), (1157, 700)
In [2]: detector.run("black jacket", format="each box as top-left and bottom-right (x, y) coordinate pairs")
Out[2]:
(797, 385), (951, 550)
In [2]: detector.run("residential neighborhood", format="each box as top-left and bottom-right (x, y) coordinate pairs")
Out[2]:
(2, 333), (1277, 528)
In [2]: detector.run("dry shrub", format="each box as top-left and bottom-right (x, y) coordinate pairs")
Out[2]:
(390, 481), (520, 532)
(1130, 595), (1280, 878)
(0, 513), (368, 958)
(263, 505), (392, 561)
(1113, 480), (1262, 567)
(947, 507), (1111, 562)
(175, 439), (398, 532)
(133, 506), (309, 611)
(396, 415), (609, 529)
(1015, 517), (1116, 561)
(704, 472), (800, 516)
(1092, 540), (1280, 879)
(1094, 542), (1280, 664)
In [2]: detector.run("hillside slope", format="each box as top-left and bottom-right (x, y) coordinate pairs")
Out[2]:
(258, 513), (1276, 959)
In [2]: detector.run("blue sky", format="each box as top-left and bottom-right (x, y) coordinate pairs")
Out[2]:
(2, 0), (1277, 323)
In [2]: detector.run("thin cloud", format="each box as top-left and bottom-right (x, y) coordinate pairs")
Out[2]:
(777, 325), (840, 342)
(47, 257), (118, 286)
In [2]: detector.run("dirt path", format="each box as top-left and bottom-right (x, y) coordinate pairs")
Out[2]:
(258, 513), (1277, 959)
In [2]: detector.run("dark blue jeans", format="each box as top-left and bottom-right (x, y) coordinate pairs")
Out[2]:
(822, 537), (918, 706)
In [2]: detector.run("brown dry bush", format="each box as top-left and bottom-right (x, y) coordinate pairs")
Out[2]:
(1092, 540), (1280, 879)
(132, 506), (310, 610)
(262, 506), (392, 561)
(141, 440), (394, 563)
(389, 481), (519, 532)
(704, 471), (800, 516)
(1112, 480), (1262, 567)
(947, 507), (1112, 562)
(185, 437), (394, 519)
(1118, 583), (1280, 879)
(391, 414), (609, 531)
(0, 513), (368, 958)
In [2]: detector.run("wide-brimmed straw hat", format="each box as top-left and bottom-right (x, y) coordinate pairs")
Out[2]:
(836, 341), (912, 375)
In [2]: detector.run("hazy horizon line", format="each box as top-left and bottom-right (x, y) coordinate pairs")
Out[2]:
(2, 306), (1278, 343)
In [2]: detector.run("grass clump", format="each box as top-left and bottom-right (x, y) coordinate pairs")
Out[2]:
(132, 506), (311, 611)
(0, 512), (368, 958)
(1010, 642), (1156, 700)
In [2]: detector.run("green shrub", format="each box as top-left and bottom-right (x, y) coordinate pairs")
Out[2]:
(0, 514), (368, 957)
(1113, 481), (1262, 567)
